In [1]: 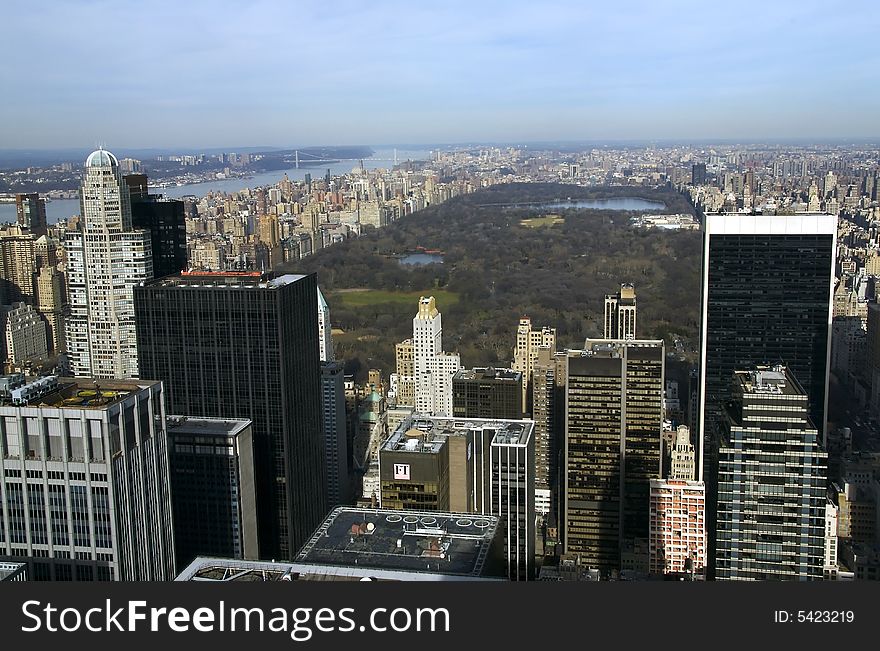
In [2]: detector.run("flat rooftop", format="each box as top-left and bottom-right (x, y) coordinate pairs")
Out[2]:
(20, 378), (159, 410)
(166, 415), (251, 437)
(581, 338), (664, 354)
(175, 556), (503, 582)
(454, 367), (521, 382)
(295, 507), (503, 578)
(383, 415), (534, 454)
(735, 365), (805, 397)
(144, 271), (308, 289)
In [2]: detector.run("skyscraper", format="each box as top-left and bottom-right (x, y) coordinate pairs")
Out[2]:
(603, 283), (637, 340)
(531, 347), (566, 516)
(0, 230), (36, 305)
(35, 265), (65, 353)
(14, 193), (47, 237)
(321, 359), (349, 507)
(512, 317), (557, 413)
(400, 296), (460, 417)
(713, 366), (827, 581)
(699, 212), (837, 470)
(66, 149), (152, 379)
(0, 377), (175, 581)
(124, 174), (187, 279)
(134, 271), (326, 561)
(563, 340), (664, 573)
(317, 286), (333, 362)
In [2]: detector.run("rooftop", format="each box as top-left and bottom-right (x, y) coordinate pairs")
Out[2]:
(85, 149), (118, 169)
(144, 271), (309, 290)
(176, 556), (503, 582)
(166, 415), (251, 438)
(735, 365), (805, 397)
(453, 367), (522, 382)
(383, 415), (533, 454)
(294, 507), (504, 578)
(5, 378), (158, 410)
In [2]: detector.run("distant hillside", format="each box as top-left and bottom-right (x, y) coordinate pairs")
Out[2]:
(282, 183), (701, 380)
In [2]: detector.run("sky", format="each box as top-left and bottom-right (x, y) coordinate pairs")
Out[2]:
(2, 0), (879, 149)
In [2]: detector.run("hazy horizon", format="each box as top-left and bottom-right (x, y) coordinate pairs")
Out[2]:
(3, 0), (879, 149)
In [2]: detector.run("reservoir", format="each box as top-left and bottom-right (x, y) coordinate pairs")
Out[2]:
(495, 197), (667, 211)
(399, 253), (444, 266)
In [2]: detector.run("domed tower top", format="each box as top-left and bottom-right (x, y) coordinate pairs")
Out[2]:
(85, 148), (119, 168)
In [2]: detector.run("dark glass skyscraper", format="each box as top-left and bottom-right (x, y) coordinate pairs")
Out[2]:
(563, 340), (664, 573)
(14, 193), (47, 237)
(134, 271), (327, 561)
(124, 174), (188, 279)
(698, 213), (837, 473)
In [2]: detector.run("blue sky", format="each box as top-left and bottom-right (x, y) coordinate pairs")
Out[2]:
(2, 0), (879, 148)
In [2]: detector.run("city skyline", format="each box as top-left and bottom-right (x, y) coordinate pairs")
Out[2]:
(3, 0), (880, 586)
(3, 1), (880, 149)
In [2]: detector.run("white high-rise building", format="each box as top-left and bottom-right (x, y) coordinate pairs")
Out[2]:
(65, 149), (152, 379)
(391, 296), (460, 416)
(413, 295), (442, 377)
(317, 286), (333, 362)
(824, 500), (839, 579)
(416, 351), (461, 416)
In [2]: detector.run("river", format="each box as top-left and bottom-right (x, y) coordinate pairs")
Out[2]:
(0, 147), (431, 225)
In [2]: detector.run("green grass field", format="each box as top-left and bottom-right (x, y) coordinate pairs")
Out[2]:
(330, 288), (460, 308)
(520, 213), (565, 228)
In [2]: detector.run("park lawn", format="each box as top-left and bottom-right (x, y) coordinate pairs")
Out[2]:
(520, 213), (565, 228)
(330, 288), (460, 308)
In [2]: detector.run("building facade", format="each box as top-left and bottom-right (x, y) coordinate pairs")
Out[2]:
(66, 149), (153, 379)
(564, 340), (665, 573)
(166, 416), (257, 571)
(317, 286), (333, 362)
(604, 283), (637, 340)
(452, 367), (523, 420)
(379, 415), (535, 580)
(713, 366), (827, 581)
(1, 303), (48, 366)
(391, 296), (461, 417)
(15, 194), (47, 237)
(699, 212), (836, 468)
(126, 177), (188, 279)
(512, 317), (556, 413)
(648, 425), (706, 577)
(0, 378), (175, 581)
(135, 271), (326, 561)
(36, 265), (65, 353)
(0, 231), (36, 305)
(321, 360), (349, 507)
(531, 348), (566, 517)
